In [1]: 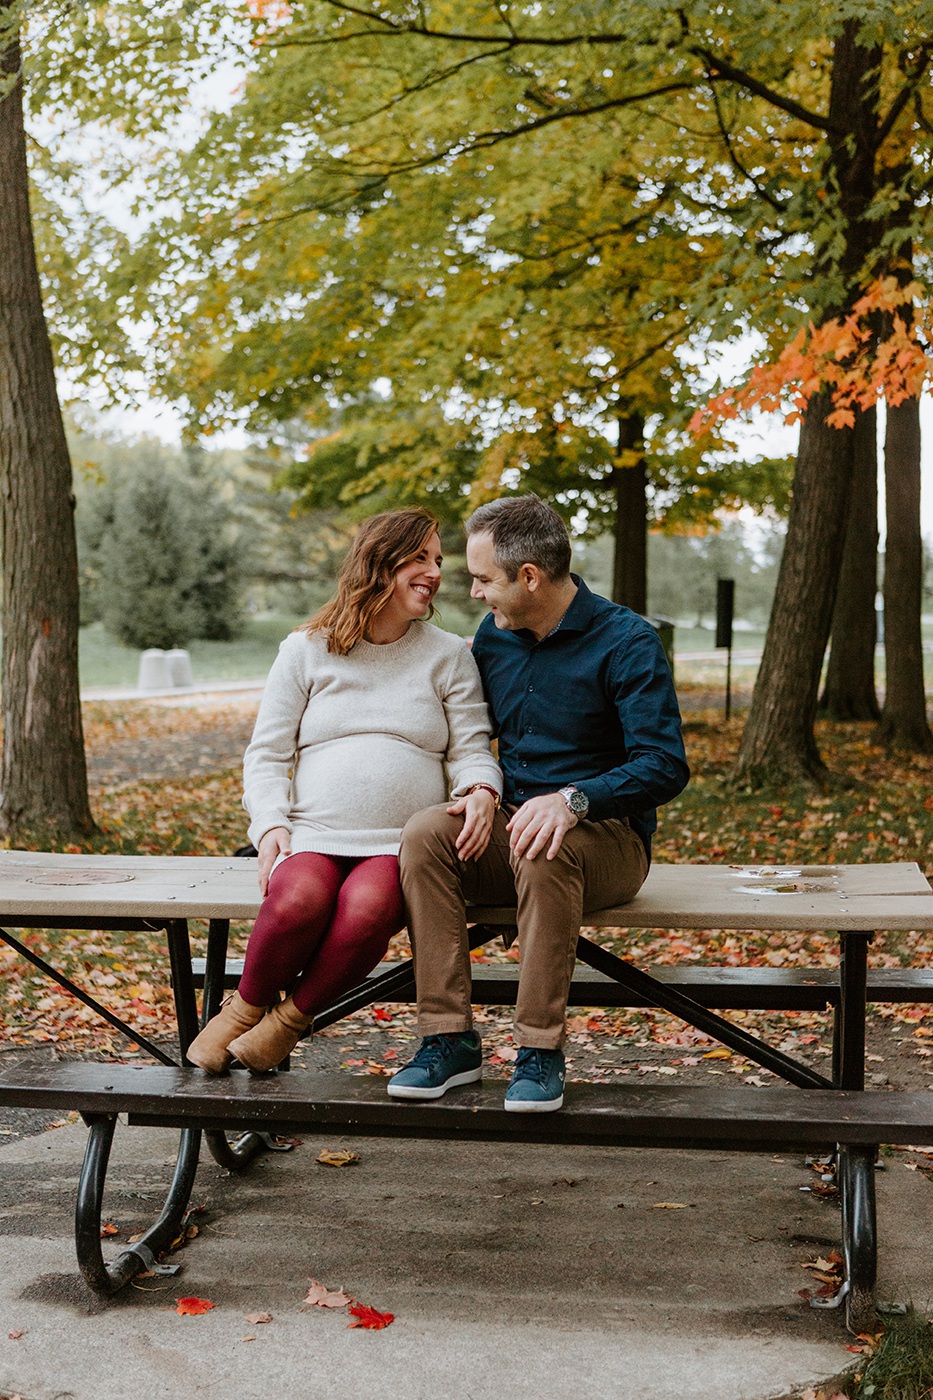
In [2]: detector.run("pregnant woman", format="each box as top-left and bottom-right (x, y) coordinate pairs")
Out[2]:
(188, 507), (502, 1074)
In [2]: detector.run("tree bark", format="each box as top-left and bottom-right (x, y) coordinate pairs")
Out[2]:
(733, 21), (880, 786)
(734, 395), (856, 784)
(612, 411), (647, 612)
(819, 405), (880, 719)
(878, 394), (933, 751)
(0, 28), (94, 840)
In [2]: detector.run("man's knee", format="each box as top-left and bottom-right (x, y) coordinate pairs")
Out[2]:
(509, 839), (581, 887)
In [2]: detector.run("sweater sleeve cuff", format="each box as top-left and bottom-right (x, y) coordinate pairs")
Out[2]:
(449, 761), (504, 800)
(247, 815), (294, 850)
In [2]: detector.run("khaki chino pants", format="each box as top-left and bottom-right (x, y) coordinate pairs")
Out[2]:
(399, 804), (649, 1050)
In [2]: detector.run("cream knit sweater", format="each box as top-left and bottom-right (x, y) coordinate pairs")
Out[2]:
(243, 622), (503, 857)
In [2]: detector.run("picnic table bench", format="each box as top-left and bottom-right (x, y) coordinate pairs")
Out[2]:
(1, 850), (932, 1333)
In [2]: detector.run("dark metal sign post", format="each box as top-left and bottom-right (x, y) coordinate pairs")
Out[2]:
(716, 578), (735, 721)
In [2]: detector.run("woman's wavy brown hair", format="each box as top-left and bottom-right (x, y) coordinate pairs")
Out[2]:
(301, 507), (441, 655)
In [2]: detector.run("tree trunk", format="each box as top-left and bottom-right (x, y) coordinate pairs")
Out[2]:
(0, 29), (94, 841)
(819, 405), (880, 719)
(732, 21), (879, 786)
(612, 412), (647, 612)
(734, 394), (856, 784)
(878, 394), (933, 751)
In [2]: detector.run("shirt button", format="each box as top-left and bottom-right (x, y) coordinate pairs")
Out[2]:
(517, 788), (525, 796)
(527, 685), (534, 692)
(527, 726), (535, 734)
(520, 761), (528, 768)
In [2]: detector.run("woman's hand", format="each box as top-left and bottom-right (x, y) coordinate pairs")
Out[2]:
(257, 827), (292, 896)
(449, 788), (497, 862)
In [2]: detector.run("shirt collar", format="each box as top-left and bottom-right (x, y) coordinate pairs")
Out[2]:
(556, 575), (597, 635)
(510, 574), (597, 645)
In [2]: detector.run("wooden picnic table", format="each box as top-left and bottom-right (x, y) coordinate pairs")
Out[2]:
(1, 849), (933, 1332)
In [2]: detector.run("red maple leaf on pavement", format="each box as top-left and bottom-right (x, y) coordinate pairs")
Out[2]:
(347, 1303), (394, 1330)
(176, 1296), (215, 1315)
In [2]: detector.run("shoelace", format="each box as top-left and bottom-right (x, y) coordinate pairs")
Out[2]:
(408, 1035), (453, 1069)
(514, 1049), (552, 1083)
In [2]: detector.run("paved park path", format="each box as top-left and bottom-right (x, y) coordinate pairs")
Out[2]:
(7, 1111), (930, 1400)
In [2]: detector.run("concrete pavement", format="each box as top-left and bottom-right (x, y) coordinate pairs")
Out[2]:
(5, 1109), (932, 1400)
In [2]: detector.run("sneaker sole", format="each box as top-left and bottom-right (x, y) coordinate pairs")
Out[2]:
(503, 1093), (564, 1113)
(386, 1066), (482, 1100)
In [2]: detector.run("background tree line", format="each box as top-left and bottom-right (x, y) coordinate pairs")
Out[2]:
(4, 2), (933, 839)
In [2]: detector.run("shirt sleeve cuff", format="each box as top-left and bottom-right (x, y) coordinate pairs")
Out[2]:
(574, 778), (615, 822)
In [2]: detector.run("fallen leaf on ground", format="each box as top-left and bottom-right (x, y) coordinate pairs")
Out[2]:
(8, 1328), (27, 1339)
(703, 1048), (732, 1060)
(316, 1149), (359, 1167)
(302, 1280), (353, 1310)
(100, 1222), (119, 1237)
(175, 1296), (215, 1315)
(652, 1202), (689, 1209)
(347, 1303), (394, 1330)
(245, 1312), (272, 1325)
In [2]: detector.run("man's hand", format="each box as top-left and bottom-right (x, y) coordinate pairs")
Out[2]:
(507, 793), (578, 861)
(257, 826), (291, 896)
(449, 788), (497, 862)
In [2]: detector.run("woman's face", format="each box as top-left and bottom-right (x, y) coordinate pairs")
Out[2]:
(387, 530), (443, 623)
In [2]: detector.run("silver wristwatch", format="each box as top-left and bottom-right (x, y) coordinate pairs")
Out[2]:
(558, 785), (589, 819)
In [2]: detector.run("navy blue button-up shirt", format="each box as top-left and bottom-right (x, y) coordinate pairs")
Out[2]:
(470, 577), (689, 858)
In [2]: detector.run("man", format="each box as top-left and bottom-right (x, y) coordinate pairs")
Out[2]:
(388, 495), (688, 1112)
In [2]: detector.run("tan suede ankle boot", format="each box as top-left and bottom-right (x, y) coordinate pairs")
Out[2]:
(227, 996), (313, 1074)
(187, 991), (266, 1074)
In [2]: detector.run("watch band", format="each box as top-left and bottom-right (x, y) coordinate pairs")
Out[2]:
(559, 785), (589, 818)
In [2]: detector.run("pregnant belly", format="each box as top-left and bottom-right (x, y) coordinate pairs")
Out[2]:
(290, 735), (447, 833)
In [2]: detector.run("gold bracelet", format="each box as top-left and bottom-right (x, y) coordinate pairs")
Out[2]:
(468, 783), (501, 810)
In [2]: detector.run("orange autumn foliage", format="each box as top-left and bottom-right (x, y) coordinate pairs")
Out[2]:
(246, 0), (292, 23)
(691, 277), (933, 435)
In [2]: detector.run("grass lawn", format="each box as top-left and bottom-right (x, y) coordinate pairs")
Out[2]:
(78, 615), (308, 688)
(78, 604), (485, 690)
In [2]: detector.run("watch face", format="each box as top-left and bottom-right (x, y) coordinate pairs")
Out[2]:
(564, 788), (588, 816)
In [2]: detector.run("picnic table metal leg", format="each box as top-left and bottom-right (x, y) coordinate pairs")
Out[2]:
(75, 1114), (201, 1296)
(838, 930), (872, 1092)
(196, 918), (267, 1171)
(838, 931), (878, 1333)
(840, 1145), (878, 1334)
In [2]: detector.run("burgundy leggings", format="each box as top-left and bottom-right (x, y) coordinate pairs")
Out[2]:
(238, 852), (405, 1018)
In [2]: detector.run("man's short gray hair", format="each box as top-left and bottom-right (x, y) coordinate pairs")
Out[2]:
(465, 495), (571, 582)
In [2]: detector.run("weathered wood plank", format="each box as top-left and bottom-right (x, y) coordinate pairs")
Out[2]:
(0, 851), (928, 927)
(1, 1064), (932, 1150)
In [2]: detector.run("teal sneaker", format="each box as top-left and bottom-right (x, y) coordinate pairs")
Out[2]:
(387, 1031), (482, 1100)
(504, 1047), (566, 1113)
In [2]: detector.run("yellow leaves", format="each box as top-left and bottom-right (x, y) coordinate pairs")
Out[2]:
(316, 1149), (360, 1167)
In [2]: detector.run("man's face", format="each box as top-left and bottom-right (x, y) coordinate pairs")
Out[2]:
(467, 532), (533, 630)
